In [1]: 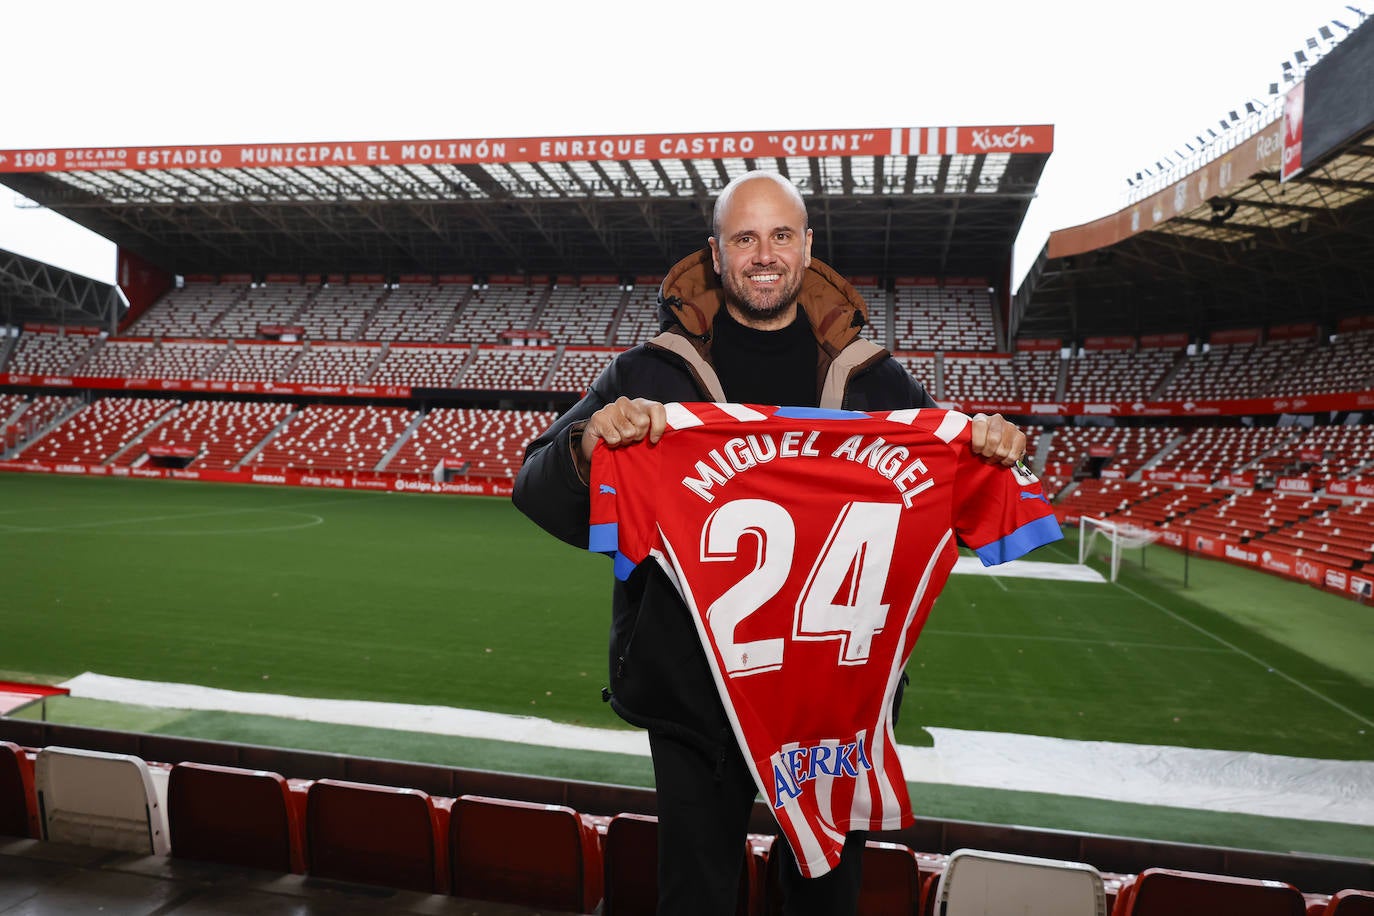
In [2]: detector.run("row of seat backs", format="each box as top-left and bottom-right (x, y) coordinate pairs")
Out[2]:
(5, 743), (1372, 915)
(1, 744), (603, 912)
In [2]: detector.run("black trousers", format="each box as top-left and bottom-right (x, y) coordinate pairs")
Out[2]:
(648, 731), (865, 915)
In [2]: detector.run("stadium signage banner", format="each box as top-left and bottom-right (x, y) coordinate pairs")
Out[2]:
(0, 374), (411, 399)
(1326, 479), (1374, 498)
(0, 126), (1053, 174)
(0, 459), (514, 498)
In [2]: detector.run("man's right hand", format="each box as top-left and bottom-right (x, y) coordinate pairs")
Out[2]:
(580, 396), (669, 462)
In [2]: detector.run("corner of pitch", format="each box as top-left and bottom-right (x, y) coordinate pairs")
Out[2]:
(771, 736), (873, 809)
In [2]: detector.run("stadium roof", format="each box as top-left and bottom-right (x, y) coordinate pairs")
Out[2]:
(0, 125), (1053, 285)
(0, 246), (122, 329)
(1015, 123), (1374, 342)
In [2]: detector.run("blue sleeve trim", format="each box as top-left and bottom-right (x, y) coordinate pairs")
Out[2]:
(612, 551), (638, 581)
(588, 522), (618, 554)
(974, 514), (1064, 566)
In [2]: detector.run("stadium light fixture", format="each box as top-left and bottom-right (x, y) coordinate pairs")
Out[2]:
(1228, 110), (1240, 122)
(1333, 18), (1351, 30)
(1346, 6), (1366, 22)
(1306, 37), (1320, 49)
(1218, 119), (1231, 131)
(1294, 50), (1308, 65)
(1269, 82), (1280, 95)
(1319, 25), (1335, 39)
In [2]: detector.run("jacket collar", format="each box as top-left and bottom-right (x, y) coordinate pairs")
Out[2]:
(655, 248), (870, 359)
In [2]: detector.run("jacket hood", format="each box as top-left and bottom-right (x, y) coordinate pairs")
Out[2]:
(656, 248), (870, 357)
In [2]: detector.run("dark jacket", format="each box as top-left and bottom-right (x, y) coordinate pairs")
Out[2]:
(512, 249), (935, 757)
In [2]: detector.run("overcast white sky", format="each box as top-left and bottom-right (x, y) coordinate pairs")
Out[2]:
(0, 0), (1363, 291)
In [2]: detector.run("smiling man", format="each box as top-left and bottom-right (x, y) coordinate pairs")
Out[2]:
(514, 170), (1027, 915)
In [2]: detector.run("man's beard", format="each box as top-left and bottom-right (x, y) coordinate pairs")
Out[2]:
(721, 268), (805, 323)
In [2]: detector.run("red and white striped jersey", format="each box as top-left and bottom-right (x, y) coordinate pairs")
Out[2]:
(589, 402), (1061, 877)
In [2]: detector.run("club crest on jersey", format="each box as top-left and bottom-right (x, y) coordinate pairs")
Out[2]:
(770, 735), (873, 809)
(1011, 460), (1039, 485)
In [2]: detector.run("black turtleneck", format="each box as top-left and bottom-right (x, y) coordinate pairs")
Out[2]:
(710, 306), (818, 408)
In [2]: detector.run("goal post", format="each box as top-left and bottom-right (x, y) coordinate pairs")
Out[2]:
(1079, 516), (1162, 582)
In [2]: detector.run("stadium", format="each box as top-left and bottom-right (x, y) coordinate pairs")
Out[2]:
(1, 8), (1373, 914)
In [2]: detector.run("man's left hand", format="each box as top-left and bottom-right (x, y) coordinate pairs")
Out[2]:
(970, 413), (1027, 467)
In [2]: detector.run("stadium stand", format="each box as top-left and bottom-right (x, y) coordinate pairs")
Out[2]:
(126, 280), (244, 338)
(369, 342), (472, 387)
(1065, 346), (1180, 403)
(294, 282), (384, 341)
(115, 399), (294, 469)
(545, 347), (613, 394)
(281, 342), (382, 384)
(536, 281), (623, 345)
(612, 282), (663, 347)
(449, 283), (546, 343)
(211, 283), (314, 340)
(134, 340), (228, 379)
(891, 282), (998, 352)
(0, 724), (1370, 914)
(0, 394), (81, 453)
(80, 338), (154, 377)
(457, 345), (557, 390)
(206, 341), (302, 381)
(4, 328), (98, 374)
(384, 407), (556, 479)
(246, 404), (416, 473)
(362, 281), (470, 343)
(19, 396), (177, 465)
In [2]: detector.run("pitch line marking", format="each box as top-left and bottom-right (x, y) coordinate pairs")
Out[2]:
(923, 629), (1232, 653)
(0, 493), (374, 535)
(1113, 580), (1374, 731)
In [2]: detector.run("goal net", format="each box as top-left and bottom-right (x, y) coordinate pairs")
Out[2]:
(1079, 516), (1162, 582)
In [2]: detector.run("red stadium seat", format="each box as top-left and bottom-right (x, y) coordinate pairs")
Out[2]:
(858, 840), (926, 915)
(1112, 867), (1307, 915)
(1326, 889), (1374, 915)
(601, 811), (759, 916)
(449, 794), (602, 913)
(0, 741), (38, 839)
(305, 777), (448, 894)
(763, 837), (928, 915)
(168, 761), (303, 874)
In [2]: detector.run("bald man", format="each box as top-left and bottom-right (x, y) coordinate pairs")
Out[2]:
(515, 171), (1025, 914)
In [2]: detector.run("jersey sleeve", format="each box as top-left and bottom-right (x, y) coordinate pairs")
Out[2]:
(588, 439), (660, 581)
(949, 428), (1063, 567)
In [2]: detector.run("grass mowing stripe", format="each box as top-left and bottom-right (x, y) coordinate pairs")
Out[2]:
(921, 629), (1232, 653)
(1113, 578), (1374, 732)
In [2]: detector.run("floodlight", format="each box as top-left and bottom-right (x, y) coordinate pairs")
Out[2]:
(1294, 50), (1308, 64)
(1269, 82), (1280, 95)
(1346, 6), (1365, 21)
(1228, 110), (1240, 122)
(1333, 18), (1351, 30)
(1218, 119), (1230, 130)
(1245, 102), (1258, 115)
(1306, 37), (1319, 49)
(1319, 25), (1334, 39)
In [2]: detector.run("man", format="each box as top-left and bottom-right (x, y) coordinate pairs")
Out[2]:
(513, 171), (1026, 914)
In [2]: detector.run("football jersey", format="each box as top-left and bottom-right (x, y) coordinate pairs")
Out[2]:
(588, 403), (1061, 877)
